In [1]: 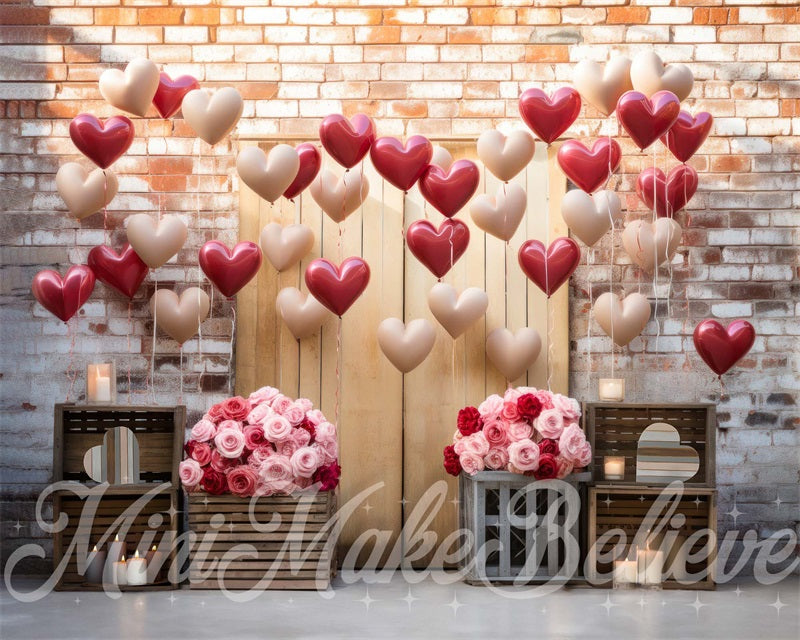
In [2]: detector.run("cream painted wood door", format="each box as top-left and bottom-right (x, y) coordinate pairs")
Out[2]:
(236, 138), (568, 566)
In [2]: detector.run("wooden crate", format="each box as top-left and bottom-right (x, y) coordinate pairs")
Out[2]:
(587, 486), (717, 590)
(53, 486), (181, 590)
(188, 491), (338, 590)
(53, 404), (186, 486)
(582, 403), (716, 487)
(459, 471), (590, 584)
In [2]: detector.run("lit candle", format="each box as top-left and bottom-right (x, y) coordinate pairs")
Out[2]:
(87, 363), (115, 403)
(603, 456), (625, 481)
(638, 549), (664, 586)
(598, 378), (625, 402)
(113, 555), (128, 586)
(145, 544), (165, 584)
(613, 558), (638, 587)
(85, 545), (106, 584)
(126, 550), (147, 586)
(104, 534), (126, 584)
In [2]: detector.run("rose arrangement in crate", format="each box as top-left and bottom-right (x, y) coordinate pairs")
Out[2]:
(179, 387), (340, 496)
(443, 387), (592, 478)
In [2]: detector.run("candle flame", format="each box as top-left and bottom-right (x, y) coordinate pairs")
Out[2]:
(115, 534), (119, 542)
(134, 550), (140, 559)
(152, 545), (157, 551)
(121, 555), (126, 562)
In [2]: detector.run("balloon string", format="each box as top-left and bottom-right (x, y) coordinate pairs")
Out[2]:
(65, 320), (77, 403)
(127, 300), (132, 404)
(607, 193), (616, 379)
(652, 144), (660, 356)
(274, 270), (280, 389)
(504, 241), (509, 330)
(228, 304), (236, 397)
(102, 170), (109, 245)
(179, 344), (184, 406)
(151, 280), (157, 405)
(380, 179), (385, 301)
(718, 375), (727, 401)
(335, 316), (342, 429)
(586, 248), (593, 393)
(547, 300), (555, 392)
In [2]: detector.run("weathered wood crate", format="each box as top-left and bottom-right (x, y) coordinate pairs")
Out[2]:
(459, 471), (590, 584)
(188, 491), (338, 590)
(582, 403), (716, 487)
(587, 486), (717, 590)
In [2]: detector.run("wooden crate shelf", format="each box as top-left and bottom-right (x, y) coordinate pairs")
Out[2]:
(188, 491), (338, 591)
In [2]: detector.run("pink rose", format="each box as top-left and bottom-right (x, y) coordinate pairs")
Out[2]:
(271, 394), (294, 414)
(210, 449), (239, 473)
(295, 398), (313, 413)
(214, 428), (246, 459)
(218, 419), (243, 432)
(248, 386), (280, 406)
(276, 438), (300, 457)
(314, 421), (337, 443)
(573, 441), (592, 468)
(462, 432), (490, 457)
(507, 421), (533, 442)
(294, 476), (312, 490)
(290, 446), (321, 478)
(503, 387), (523, 402)
(206, 403), (225, 423)
(190, 442), (212, 466)
(484, 447), (509, 471)
(260, 455), (293, 482)
(305, 409), (327, 426)
(226, 466), (258, 497)
(552, 393), (580, 422)
(243, 424), (267, 450)
(501, 401), (521, 423)
(282, 404), (306, 426)
(315, 439), (338, 465)
(263, 415), (293, 442)
(478, 394), (504, 419)
(179, 459), (203, 489)
(257, 478), (295, 496)
(249, 444), (275, 465)
(219, 396), (252, 422)
(556, 456), (574, 479)
(246, 403), (273, 425)
(508, 439), (540, 472)
(559, 423), (590, 466)
(190, 419), (217, 443)
(482, 419), (510, 448)
(535, 408), (564, 440)
(534, 389), (555, 410)
(293, 428), (312, 448)
(459, 452), (484, 475)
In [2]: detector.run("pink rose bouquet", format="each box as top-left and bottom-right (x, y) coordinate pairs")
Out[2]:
(181, 388), (340, 496)
(444, 386), (591, 478)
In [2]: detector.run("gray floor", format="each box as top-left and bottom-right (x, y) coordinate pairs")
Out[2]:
(1, 572), (798, 640)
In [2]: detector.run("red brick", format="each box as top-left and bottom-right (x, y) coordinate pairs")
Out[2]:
(94, 8), (137, 26)
(525, 45), (569, 63)
(139, 7), (183, 26)
(0, 6), (49, 25)
(183, 8), (220, 25)
(607, 7), (649, 24)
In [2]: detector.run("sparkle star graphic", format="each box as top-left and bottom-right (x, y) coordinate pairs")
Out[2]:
(13, 521), (22, 533)
(726, 502), (744, 526)
(74, 597), (80, 606)
(601, 496), (613, 508)
(168, 593), (177, 606)
(734, 585), (743, 598)
(599, 594), (617, 616)
(362, 502), (373, 514)
(446, 593), (464, 616)
(401, 588), (418, 611)
(769, 594), (787, 617)
(637, 596), (647, 609)
(358, 588), (376, 611)
(687, 594), (707, 617)
(773, 496), (783, 509)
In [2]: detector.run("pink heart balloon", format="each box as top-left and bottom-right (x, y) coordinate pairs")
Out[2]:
(88, 244), (148, 299)
(319, 113), (375, 169)
(616, 90), (681, 151)
(556, 138), (621, 194)
(418, 159), (480, 218)
(660, 110), (713, 163)
(370, 135), (433, 192)
(152, 72), (200, 119)
(31, 265), (95, 322)
(518, 237), (581, 298)
(693, 319), (755, 377)
(636, 165), (698, 218)
(198, 241), (263, 299)
(283, 143), (321, 200)
(69, 114), (135, 169)
(406, 219), (470, 279)
(304, 257), (370, 317)
(518, 87), (581, 144)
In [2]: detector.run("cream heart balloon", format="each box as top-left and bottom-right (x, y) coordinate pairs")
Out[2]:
(572, 57), (633, 117)
(428, 283), (489, 339)
(630, 52), (694, 102)
(430, 145), (453, 171)
(260, 222), (314, 272)
(485, 327), (542, 381)
(377, 317), (436, 373)
(276, 287), (330, 340)
(309, 169), (369, 223)
(622, 217), (682, 273)
(56, 162), (118, 219)
(470, 182), (527, 242)
(477, 129), (535, 182)
(593, 292), (651, 347)
(126, 213), (188, 269)
(182, 87), (243, 145)
(561, 189), (622, 247)
(150, 287), (210, 345)
(98, 58), (159, 117)
(237, 145), (300, 203)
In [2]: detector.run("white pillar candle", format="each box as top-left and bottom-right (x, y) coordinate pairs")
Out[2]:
(87, 363), (116, 403)
(85, 545), (106, 584)
(638, 549), (664, 586)
(613, 559), (638, 586)
(598, 378), (625, 402)
(104, 535), (127, 584)
(126, 550), (147, 586)
(603, 456), (625, 480)
(145, 545), (165, 584)
(113, 556), (128, 586)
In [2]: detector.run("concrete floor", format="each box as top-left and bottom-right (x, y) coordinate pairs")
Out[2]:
(1, 573), (797, 640)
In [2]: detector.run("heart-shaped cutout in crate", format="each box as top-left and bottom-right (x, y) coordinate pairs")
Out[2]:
(636, 422), (699, 484)
(83, 426), (141, 484)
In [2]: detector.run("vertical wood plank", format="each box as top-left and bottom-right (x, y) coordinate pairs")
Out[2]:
(547, 142), (570, 395)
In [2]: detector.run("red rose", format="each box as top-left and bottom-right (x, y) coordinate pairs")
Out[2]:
(220, 396), (252, 422)
(184, 439), (198, 458)
(313, 462), (341, 491)
(201, 468), (228, 495)
(539, 438), (559, 457)
(206, 403), (225, 423)
(443, 445), (462, 476)
(190, 442), (212, 466)
(532, 453), (558, 480)
(298, 419), (316, 443)
(457, 407), (483, 436)
(226, 466), (258, 497)
(210, 449), (239, 474)
(517, 393), (543, 423)
(243, 424), (267, 450)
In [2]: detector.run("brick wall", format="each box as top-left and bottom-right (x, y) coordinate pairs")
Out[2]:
(1, 1), (798, 573)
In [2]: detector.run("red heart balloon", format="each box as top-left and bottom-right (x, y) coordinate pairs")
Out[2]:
(660, 110), (713, 163)
(693, 319), (755, 376)
(152, 72), (200, 119)
(636, 165), (698, 218)
(616, 90), (681, 151)
(370, 135), (433, 192)
(88, 244), (148, 299)
(556, 138), (621, 194)
(418, 159), (480, 218)
(518, 87), (581, 145)
(305, 257), (370, 317)
(199, 241), (263, 299)
(319, 113), (375, 169)
(31, 265), (95, 322)
(69, 114), (134, 169)
(518, 237), (581, 298)
(283, 143), (321, 200)
(406, 219), (470, 279)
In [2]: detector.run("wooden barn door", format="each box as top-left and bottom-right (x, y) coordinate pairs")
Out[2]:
(236, 138), (568, 566)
